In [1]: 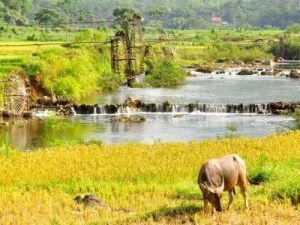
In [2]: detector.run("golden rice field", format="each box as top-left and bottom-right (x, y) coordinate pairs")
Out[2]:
(0, 131), (299, 224)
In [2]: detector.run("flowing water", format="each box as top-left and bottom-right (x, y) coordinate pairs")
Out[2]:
(89, 69), (300, 105)
(1, 67), (300, 150)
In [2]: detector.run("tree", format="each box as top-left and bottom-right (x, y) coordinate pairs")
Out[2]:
(55, 0), (74, 22)
(34, 8), (62, 26)
(148, 8), (165, 18)
(1, 0), (30, 14)
(113, 7), (137, 21)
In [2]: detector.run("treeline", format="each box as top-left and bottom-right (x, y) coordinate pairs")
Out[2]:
(1, 0), (300, 29)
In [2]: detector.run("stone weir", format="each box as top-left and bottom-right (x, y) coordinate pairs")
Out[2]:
(71, 99), (300, 116)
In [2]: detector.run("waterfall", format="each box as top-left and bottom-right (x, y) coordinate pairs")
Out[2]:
(93, 107), (97, 115)
(72, 102), (276, 115)
(71, 107), (77, 115)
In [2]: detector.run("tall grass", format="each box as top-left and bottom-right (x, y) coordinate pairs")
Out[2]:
(0, 131), (299, 224)
(22, 30), (124, 101)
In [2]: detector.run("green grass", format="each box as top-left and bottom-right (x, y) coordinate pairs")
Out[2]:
(144, 58), (186, 87)
(293, 109), (300, 129)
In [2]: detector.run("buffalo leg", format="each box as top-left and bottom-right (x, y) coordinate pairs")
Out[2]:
(227, 188), (236, 210)
(238, 179), (249, 209)
(242, 189), (249, 209)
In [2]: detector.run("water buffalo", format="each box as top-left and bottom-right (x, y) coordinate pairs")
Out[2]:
(198, 154), (249, 213)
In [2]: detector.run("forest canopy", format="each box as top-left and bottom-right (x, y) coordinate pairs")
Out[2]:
(1, 0), (300, 29)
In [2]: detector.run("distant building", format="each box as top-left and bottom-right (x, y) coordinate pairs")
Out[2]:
(211, 15), (223, 23)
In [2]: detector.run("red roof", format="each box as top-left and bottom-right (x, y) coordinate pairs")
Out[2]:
(211, 16), (222, 23)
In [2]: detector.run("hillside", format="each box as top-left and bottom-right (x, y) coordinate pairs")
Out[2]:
(1, 0), (300, 29)
(30, 0), (300, 29)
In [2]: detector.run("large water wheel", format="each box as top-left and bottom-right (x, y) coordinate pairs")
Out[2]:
(3, 70), (31, 116)
(111, 31), (129, 75)
(111, 14), (146, 86)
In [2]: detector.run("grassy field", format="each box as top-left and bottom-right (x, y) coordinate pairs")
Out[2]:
(0, 131), (299, 224)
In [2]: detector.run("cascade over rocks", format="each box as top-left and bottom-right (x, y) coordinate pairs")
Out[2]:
(69, 99), (300, 115)
(269, 101), (300, 115)
(163, 101), (173, 112)
(123, 97), (142, 108)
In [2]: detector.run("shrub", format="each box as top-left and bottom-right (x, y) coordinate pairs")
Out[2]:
(26, 34), (38, 41)
(249, 155), (277, 183)
(145, 59), (186, 87)
(22, 60), (44, 77)
(287, 23), (300, 34)
(270, 38), (300, 60)
(23, 45), (123, 101)
(293, 109), (300, 129)
(98, 71), (125, 92)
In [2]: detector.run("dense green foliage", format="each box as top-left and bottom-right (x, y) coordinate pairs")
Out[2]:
(145, 59), (186, 87)
(0, 0), (300, 29)
(0, 0), (30, 25)
(21, 30), (124, 101)
(270, 36), (300, 60)
(7, 0), (299, 29)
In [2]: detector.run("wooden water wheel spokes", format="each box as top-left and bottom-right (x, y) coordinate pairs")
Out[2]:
(4, 70), (30, 116)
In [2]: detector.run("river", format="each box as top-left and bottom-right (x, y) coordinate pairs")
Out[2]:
(1, 67), (299, 150)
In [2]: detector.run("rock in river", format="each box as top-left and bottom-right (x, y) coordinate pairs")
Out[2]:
(195, 65), (216, 73)
(290, 70), (300, 79)
(237, 69), (256, 75)
(111, 115), (146, 123)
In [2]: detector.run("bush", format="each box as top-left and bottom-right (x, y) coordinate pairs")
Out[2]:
(293, 109), (300, 129)
(287, 23), (300, 34)
(270, 38), (300, 60)
(22, 60), (44, 77)
(26, 34), (38, 41)
(145, 59), (186, 87)
(98, 71), (125, 92)
(249, 155), (277, 183)
(23, 45), (123, 101)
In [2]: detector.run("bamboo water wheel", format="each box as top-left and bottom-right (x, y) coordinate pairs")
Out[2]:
(3, 70), (31, 116)
(111, 14), (147, 86)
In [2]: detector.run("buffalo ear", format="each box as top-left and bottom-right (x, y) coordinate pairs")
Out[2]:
(200, 183), (215, 194)
(206, 186), (217, 194)
(200, 183), (207, 190)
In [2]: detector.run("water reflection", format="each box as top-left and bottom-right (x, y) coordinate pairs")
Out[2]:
(71, 113), (295, 145)
(0, 117), (100, 150)
(0, 109), (296, 151)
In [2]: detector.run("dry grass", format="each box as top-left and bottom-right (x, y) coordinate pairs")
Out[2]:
(0, 131), (299, 224)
